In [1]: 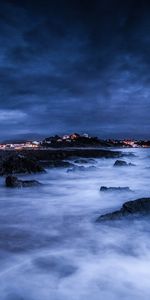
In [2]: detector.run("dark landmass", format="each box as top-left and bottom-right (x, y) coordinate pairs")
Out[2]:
(0, 147), (124, 179)
(20, 148), (123, 160)
(42, 133), (111, 148)
(0, 148), (122, 162)
(0, 148), (122, 175)
(41, 134), (150, 148)
(97, 198), (150, 222)
(1, 133), (150, 150)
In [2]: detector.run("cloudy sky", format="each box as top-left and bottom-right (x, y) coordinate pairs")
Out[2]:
(0, 0), (150, 140)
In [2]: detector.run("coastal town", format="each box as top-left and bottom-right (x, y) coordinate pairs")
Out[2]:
(0, 133), (150, 150)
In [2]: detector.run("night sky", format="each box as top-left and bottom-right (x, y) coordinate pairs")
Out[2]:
(0, 0), (150, 140)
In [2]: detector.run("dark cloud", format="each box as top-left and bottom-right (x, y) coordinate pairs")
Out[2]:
(0, 0), (150, 140)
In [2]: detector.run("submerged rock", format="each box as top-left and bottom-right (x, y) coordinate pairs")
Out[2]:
(96, 198), (150, 222)
(100, 186), (132, 192)
(67, 166), (85, 172)
(114, 160), (135, 167)
(5, 175), (41, 188)
(34, 256), (77, 278)
(67, 165), (96, 172)
(0, 155), (45, 175)
(128, 163), (136, 166)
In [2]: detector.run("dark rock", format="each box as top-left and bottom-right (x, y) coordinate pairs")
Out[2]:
(114, 160), (136, 167)
(74, 159), (95, 164)
(74, 159), (89, 164)
(87, 166), (97, 170)
(100, 186), (132, 192)
(114, 160), (128, 166)
(67, 165), (96, 172)
(96, 198), (150, 222)
(5, 176), (41, 188)
(40, 160), (74, 168)
(67, 166), (85, 172)
(0, 149), (123, 164)
(0, 155), (45, 175)
(16, 148), (123, 160)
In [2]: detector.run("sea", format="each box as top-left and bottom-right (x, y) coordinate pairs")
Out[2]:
(0, 148), (150, 300)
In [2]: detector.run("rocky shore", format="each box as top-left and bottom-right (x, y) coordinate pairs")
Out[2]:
(4, 148), (122, 160)
(0, 148), (122, 174)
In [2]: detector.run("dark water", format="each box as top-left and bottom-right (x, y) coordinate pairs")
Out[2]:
(0, 148), (150, 300)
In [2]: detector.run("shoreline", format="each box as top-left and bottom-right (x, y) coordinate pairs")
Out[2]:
(0, 148), (123, 161)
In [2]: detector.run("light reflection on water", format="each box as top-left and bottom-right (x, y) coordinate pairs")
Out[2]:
(0, 148), (150, 299)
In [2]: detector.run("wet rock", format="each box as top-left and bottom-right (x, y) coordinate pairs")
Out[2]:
(123, 152), (136, 157)
(114, 160), (128, 166)
(0, 155), (45, 175)
(0, 148), (123, 164)
(114, 160), (135, 167)
(67, 166), (85, 172)
(40, 160), (74, 168)
(87, 166), (97, 170)
(74, 159), (95, 164)
(96, 198), (150, 222)
(48, 160), (73, 168)
(67, 165), (96, 172)
(5, 176), (41, 188)
(100, 186), (132, 192)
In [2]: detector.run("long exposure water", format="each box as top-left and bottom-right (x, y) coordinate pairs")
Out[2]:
(0, 148), (150, 300)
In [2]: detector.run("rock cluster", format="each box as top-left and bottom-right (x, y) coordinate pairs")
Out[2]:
(0, 155), (45, 175)
(40, 160), (74, 168)
(67, 165), (96, 172)
(5, 175), (41, 188)
(74, 159), (95, 164)
(97, 198), (150, 222)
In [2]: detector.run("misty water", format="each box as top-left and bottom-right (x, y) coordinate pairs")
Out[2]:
(0, 148), (150, 300)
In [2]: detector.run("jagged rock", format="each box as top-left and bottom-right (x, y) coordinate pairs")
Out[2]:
(5, 176), (41, 188)
(100, 186), (132, 192)
(114, 160), (135, 167)
(114, 160), (128, 166)
(0, 155), (45, 175)
(96, 198), (150, 222)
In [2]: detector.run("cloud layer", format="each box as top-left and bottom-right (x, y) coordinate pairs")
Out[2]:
(0, 0), (150, 139)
